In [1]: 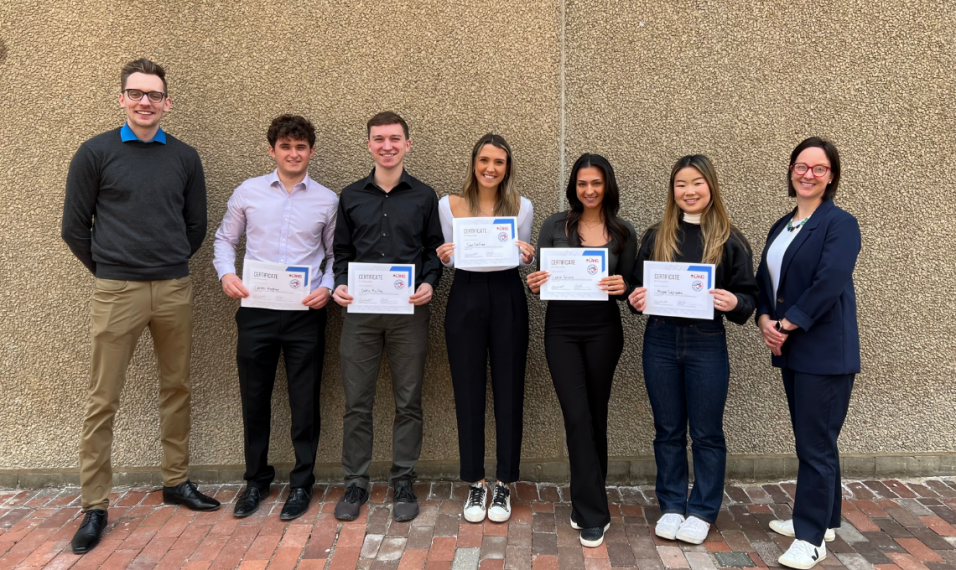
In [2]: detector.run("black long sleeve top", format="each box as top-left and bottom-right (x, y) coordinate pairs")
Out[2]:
(332, 169), (443, 291)
(535, 211), (638, 304)
(631, 220), (758, 325)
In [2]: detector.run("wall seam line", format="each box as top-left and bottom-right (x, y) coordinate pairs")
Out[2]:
(557, 0), (567, 210)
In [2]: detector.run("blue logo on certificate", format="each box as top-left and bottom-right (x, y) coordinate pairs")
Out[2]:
(582, 250), (607, 272)
(493, 218), (516, 239)
(390, 266), (413, 290)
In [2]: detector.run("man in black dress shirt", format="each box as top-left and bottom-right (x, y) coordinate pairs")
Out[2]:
(331, 112), (443, 522)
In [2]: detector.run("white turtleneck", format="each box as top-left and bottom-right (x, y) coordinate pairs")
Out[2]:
(682, 212), (702, 225)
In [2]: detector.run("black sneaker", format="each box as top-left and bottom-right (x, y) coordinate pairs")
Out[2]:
(334, 484), (369, 521)
(392, 480), (419, 522)
(570, 508), (582, 530)
(580, 522), (610, 547)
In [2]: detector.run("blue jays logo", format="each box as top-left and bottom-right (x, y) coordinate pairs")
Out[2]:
(289, 278), (302, 289)
(394, 280), (405, 290)
(587, 264), (598, 275)
(498, 232), (509, 242)
(692, 280), (704, 292)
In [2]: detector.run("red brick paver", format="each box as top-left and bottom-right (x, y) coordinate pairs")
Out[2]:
(0, 478), (954, 569)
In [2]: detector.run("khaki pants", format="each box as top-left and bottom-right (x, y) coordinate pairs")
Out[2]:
(80, 277), (194, 511)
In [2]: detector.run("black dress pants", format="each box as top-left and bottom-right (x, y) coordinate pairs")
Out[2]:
(544, 300), (624, 529)
(236, 306), (327, 490)
(444, 268), (529, 483)
(782, 368), (855, 546)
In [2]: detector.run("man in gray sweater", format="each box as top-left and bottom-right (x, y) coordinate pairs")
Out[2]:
(61, 58), (219, 555)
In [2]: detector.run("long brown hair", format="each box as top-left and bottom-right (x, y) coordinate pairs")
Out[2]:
(650, 154), (743, 267)
(565, 153), (630, 254)
(460, 133), (520, 217)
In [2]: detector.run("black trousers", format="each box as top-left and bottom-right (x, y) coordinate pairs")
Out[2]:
(236, 306), (327, 490)
(782, 368), (855, 546)
(444, 269), (529, 484)
(544, 301), (624, 529)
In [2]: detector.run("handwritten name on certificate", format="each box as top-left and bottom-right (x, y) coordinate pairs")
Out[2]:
(540, 248), (609, 301)
(348, 263), (415, 315)
(452, 217), (519, 270)
(642, 261), (715, 320)
(241, 259), (310, 311)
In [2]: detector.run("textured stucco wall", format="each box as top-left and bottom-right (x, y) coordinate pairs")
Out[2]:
(0, 0), (953, 476)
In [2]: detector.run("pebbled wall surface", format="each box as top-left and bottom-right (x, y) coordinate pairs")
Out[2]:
(0, 0), (952, 475)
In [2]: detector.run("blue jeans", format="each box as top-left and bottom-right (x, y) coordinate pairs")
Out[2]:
(642, 317), (729, 523)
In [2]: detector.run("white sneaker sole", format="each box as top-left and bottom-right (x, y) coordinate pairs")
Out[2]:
(488, 508), (510, 523)
(463, 509), (486, 523)
(579, 523), (611, 548)
(570, 516), (581, 530)
(769, 521), (836, 542)
(779, 550), (826, 569)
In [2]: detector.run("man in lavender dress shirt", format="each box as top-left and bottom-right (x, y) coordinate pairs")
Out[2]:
(213, 115), (337, 520)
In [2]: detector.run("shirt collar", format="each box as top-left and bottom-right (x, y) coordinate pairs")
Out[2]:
(363, 168), (412, 192)
(121, 122), (167, 144)
(268, 169), (311, 192)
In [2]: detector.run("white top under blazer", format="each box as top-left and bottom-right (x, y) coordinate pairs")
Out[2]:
(766, 220), (805, 308)
(438, 195), (534, 272)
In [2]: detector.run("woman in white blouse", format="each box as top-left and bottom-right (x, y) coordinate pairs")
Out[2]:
(437, 133), (534, 524)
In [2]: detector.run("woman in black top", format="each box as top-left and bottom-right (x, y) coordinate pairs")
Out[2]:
(628, 155), (757, 545)
(526, 153), (637, 548)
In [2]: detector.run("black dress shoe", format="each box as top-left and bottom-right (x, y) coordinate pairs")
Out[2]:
(163, 480), (221, 511)
(72, 509), (108, 554)
(280, 487), (313, 520)
(234, 486), (269, 518)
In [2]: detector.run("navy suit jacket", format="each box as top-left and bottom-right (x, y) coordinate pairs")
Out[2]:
(755, 199), (861, 375)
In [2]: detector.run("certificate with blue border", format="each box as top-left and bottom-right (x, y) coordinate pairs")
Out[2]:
(347, 262), (415, 315)
(539, 248), (609, 301)
(452, 216), (520, 270)
(241, 259), (311, 311)
(642, 261), (715, 319)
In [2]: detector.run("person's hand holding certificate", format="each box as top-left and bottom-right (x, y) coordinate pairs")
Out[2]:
(452, 217), (519, 270)
(347, 262), (415, 314)
(241, 260), (311, 311)
(538, 248), (609, 301)
(639, 261), (715, 319)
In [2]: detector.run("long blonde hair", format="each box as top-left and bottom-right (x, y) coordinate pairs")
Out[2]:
(651, 154), (741, 267)
(460, 134), (520, 217)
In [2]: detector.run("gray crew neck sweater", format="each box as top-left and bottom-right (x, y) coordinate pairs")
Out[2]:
(62, 127), (207, 280)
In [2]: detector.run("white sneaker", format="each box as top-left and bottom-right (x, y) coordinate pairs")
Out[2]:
(487, 482), (511, 523)
(655, 513), (685, 540)
(676, 516), (710, 544)
(769, 520), (836, 542)
(463, 483), (487, 523)
(779, 539), (827, 569)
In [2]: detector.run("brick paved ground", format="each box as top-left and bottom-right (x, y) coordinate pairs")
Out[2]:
(1, 478), (955, 569)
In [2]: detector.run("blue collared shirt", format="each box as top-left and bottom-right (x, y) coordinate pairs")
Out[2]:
(120, 122), (167, 144)
(213, 170), (339, 292)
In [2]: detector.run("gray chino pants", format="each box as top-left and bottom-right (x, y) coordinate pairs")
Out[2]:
(340, 304), (430, 489)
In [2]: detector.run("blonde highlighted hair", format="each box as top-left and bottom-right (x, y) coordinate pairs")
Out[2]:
(650, 154), (745, 268)
(459, 134), (520, 217)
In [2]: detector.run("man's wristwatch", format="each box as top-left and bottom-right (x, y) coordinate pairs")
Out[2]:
(775, 321), (792, 334)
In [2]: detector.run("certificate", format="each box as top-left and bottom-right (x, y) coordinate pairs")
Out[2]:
(452, 217), (519, 269)
(241, 259), (310, 311)
(540, 248), (609, 301)
(347, 262), (415, 315)
(642, 261), (716, 320)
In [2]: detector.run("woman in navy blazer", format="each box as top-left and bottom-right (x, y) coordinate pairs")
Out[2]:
(755, 137), (861, 570)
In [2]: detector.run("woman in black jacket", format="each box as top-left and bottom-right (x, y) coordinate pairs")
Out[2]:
(629, 154), (757, 545)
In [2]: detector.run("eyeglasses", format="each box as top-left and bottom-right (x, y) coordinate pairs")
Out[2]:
(792, 163), (831, 177)
(124, 89), (167, 103)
